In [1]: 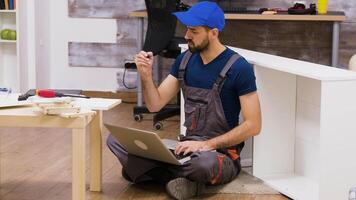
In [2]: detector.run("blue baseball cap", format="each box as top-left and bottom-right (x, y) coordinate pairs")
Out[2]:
(173, 1), (225, 32)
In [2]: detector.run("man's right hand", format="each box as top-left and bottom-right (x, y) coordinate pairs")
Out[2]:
(134, 51), (154, 82)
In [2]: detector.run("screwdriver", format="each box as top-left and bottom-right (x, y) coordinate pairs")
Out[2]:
(36, 89), (90, 99)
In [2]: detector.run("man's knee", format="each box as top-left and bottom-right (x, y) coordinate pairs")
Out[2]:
(185, 152), (217, 182)
(185, 152), (237, 185)
(106, 133), (117, 149)
(106, 133), (127, 155)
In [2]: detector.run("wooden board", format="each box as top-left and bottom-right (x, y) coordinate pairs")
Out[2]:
(68, 18), (140, 68)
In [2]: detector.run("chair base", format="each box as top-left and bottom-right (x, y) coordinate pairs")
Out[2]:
(133, 105), (180, 130)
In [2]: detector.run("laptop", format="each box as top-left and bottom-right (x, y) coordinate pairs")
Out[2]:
(104, 124), (191, 165)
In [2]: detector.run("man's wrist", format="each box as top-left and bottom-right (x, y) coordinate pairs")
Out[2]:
(206, 139), (217, 150)
(141, 76), (153, 84)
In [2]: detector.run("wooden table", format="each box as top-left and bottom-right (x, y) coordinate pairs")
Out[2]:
(0, 95), (121, 200)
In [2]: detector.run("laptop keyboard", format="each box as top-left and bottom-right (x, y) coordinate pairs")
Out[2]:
(170, 149), (191, 160)
(163, 139), (192, 161)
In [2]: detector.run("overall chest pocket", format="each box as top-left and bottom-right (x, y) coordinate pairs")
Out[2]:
(184, 97), (208, 133)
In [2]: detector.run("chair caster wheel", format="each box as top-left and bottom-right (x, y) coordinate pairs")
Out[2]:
(134, 114), (143, 122)
(154, 122), (163, 130)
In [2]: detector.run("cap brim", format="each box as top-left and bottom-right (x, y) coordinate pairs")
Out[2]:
(172, 12), (203, 27)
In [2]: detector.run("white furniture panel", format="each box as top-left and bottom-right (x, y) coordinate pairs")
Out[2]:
(1, 1), (35, 93)
(253, 66), (296, 177)
(179, 44), (356, 200)
(295, 77), (321, 181)
(0, 10), (19, 91)
(319, 80), (356, 200)
(0, 43), (17, 89)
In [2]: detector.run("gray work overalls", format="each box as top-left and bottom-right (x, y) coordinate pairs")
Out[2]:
(107, 51), (242, 185)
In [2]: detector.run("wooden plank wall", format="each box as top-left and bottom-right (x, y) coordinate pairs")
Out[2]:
(184, 0), (356, 68)
(68, 0), (145, 69)
(68, 19), (140, 68)
(68, 0), (356, 85)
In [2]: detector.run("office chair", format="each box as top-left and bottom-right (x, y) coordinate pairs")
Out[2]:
(133, 0), (189, 130)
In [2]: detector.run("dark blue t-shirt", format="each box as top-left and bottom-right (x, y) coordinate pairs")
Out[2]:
(170, 47), (257, 129)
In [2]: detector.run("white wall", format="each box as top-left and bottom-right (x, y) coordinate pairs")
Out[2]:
(19, 0), (36, 92)
(35, 0), (50, 89)
(37, 0), (120, 91)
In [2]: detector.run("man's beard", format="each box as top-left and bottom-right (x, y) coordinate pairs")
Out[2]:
(187, 37), (209, 53)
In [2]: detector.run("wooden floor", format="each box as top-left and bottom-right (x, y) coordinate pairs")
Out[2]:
(0, 103), (290, 200)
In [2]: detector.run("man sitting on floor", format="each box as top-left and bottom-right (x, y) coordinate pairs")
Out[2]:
(107, 1), (261, 199)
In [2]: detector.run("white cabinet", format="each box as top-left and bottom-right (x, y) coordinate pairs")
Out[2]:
(1, 1), (36, 93)
(250, 54), (356, 200)
(180, 44), (356, 200)
(0, 9), (19, 92)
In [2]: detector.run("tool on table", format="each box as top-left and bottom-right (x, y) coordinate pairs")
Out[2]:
(36, 89), (90, 99)
(18, 90), (35, 101)
(18, 89), (89, 101)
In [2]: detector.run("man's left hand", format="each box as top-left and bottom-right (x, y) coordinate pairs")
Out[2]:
(175, 140), (214, 155)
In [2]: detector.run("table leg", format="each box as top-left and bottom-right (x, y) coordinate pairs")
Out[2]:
(90, 111), (102, 192)
(72, 128), (86, 200)
(137, 17), (144, 107)
(332, 22), (340, 67)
